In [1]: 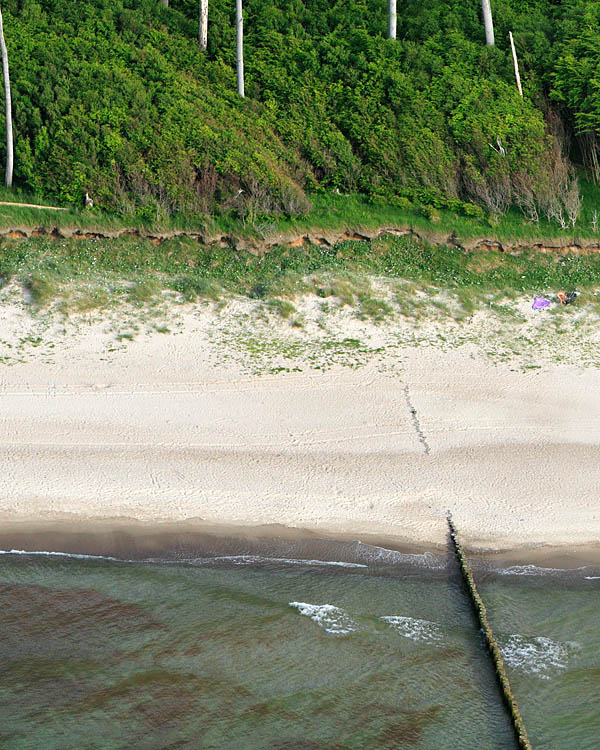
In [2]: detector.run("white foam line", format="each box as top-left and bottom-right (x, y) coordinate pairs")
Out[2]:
(353, 541), (445, 569)
(0, 549), (121, 562)
(496, 564), (588, 576)
(159, 555), (367, 568)
(209, 555), (367, 568)
(584, 576), (600, 580)
(0, 549), (367, 569)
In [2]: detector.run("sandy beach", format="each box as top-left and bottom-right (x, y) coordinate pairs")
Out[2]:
(1, 291), (599, 559)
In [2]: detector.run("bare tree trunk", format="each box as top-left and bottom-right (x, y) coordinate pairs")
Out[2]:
(580, 132), (600, 184)
(199, 0), (208, 51)
(482, 0), (494, 46)
(509, 31), (523, 97)
(387, 0), (397, 40)
(0, 6), (12, 188)
(236, 0), (244, 98)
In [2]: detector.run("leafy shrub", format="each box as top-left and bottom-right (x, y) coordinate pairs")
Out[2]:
(0, 0), (589, 220)
(419, 205), (442, 223)
(461, 202), (485, 220)
(268, 298), (296, 318)
(391, 196), (413, 211)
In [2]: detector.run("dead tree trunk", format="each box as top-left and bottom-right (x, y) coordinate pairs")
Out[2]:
(388, 0), (397, 39)
(509, 31), (523, 97)
(199, 0), (208, 51)
(0, 6), (13, 188)
(236, 0), (244, 98)
(482, 0), (494, 46)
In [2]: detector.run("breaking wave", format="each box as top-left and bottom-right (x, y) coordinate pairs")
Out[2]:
(494, 564), (592, 578)
(183, 555), (367, 568)
(0, 549), (120, 562)
(381, 615), (443, 645)
(351, 541), (445, 569)
(499, 634), (579, 679)
(0, 549), (366, 569)
(289, 602), (359, 635)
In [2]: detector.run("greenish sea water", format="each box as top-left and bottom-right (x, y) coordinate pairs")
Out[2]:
(0, 544), (598, 749)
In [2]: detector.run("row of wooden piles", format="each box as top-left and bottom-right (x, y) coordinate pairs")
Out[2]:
(447, 513), (533, 750)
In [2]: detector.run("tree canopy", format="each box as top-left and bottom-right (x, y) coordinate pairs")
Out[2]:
(0, 0), (597, 223)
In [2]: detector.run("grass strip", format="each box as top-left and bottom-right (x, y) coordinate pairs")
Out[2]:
(2, 233), (600, 316)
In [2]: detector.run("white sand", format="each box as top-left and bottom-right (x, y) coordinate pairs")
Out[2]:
(1, 291), (599, 552)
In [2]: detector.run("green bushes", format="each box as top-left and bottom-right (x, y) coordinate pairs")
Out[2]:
(0, 0), (594, 223)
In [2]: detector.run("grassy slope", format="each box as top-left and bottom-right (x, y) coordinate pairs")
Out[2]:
(3, 230), (600, 316)
(3, 185), (600, 247)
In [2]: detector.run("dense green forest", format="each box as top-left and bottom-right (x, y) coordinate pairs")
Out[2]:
(3, 0), (600, 227)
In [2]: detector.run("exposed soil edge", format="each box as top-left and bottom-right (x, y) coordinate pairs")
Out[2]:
(1, 223), (599, 255)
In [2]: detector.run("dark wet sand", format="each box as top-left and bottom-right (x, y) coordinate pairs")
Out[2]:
(0, 518), (599, 569)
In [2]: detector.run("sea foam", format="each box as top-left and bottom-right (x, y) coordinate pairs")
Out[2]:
(495, 564), (588, 578)
(0, 549), (367, 569)
(289, 602), (359, 635)
(381, 615), (443, 645)
(500, 634), (578, 679)
(0, 549), (120, 562)
(351, 541), (445, 569)
(190, 555), (367, 568)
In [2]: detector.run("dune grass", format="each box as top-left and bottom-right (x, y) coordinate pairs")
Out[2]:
(2, 231), (600, 320)
(4, 229), (600, 375)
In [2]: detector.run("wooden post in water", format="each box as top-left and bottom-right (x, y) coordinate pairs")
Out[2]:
(447, 513), (533, 750)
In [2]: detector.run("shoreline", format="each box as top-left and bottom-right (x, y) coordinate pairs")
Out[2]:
(1, 518), (599, 570)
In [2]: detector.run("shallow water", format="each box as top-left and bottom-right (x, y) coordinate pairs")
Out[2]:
(0, 546), (598, 749)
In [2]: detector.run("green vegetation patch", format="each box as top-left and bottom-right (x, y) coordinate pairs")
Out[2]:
(4, 235), (600, 316)
(267, 298), (297, 319)
(3, 0), (600, 236)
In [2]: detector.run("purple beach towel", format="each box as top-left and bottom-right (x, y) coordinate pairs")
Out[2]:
(532, 296), (551, 310)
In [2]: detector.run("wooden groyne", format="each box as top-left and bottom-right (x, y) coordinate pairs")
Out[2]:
(447, 513), (533, 750)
